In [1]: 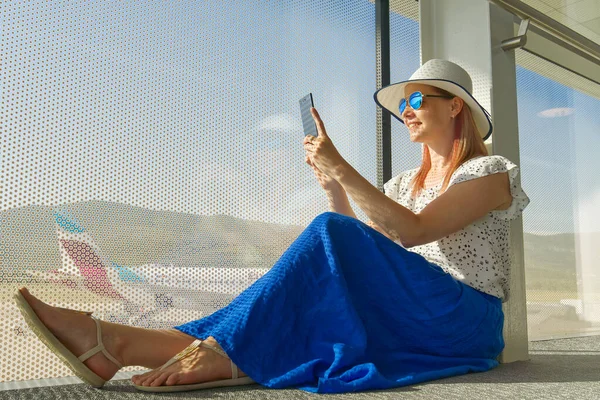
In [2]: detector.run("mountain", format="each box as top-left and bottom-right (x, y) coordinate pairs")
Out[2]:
(1, 200), (595, 293)
(1, 201), (304, 280)
(523, 232), (600, 293)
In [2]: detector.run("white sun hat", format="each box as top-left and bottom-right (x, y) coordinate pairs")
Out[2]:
(373, 59), (493, 141)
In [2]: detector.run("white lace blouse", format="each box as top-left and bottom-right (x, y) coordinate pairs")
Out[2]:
(383, 155), (530, 302)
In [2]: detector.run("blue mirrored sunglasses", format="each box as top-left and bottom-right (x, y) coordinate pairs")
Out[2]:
(399, 91), (455, 115)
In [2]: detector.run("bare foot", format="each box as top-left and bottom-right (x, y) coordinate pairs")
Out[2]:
(131, 337), (248, 387)
(19, 288), (123, 381)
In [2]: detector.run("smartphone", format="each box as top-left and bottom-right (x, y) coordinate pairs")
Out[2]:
(299, 93), (318, 137)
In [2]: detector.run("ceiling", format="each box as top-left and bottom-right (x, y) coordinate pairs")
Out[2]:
(521, 0), (600, 44)
(388, 0), (600, 99)
(389, 0), (600, 45)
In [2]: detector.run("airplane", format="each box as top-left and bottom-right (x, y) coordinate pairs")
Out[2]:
(23, 211), (270, 329)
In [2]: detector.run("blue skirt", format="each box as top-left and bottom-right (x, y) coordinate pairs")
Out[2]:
(175, 212), (504, 393)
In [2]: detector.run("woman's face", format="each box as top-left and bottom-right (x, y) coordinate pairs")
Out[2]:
(401, 83), (461, 144)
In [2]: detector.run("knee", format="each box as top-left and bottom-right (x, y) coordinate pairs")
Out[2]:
(312, 211), (336, 224)
(311, 212), (357, 229)
(312, 211), (340, 225)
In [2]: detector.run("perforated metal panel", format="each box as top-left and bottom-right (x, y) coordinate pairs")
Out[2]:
(0, 0), (380, 383)
(516, 50), (600, 340)
(390, 0), (421, 176)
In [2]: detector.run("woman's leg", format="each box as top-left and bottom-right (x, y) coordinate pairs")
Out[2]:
(19, 288), (244, 385)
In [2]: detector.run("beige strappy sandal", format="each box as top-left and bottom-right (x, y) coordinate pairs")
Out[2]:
(13, 290), (123, 388)
(134, 339), (255, 392)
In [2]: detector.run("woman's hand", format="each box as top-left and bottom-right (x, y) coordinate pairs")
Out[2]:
(303, 108), (348, 181)
(304, 152), (343, 193)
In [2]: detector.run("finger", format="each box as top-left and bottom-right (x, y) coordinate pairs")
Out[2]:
(304, 141), (317, 153)
(308, 157), (321, 171)
(310, 108), (328, 138)
(304, 135), (318, 146)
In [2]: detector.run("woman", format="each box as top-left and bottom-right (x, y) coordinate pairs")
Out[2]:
(15, 59), (529, 394)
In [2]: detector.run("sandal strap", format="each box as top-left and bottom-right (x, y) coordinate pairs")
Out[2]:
(78, 316), (123, 369)
(199, 341), (228, 359)
(159, 339), (203, 371)
(199, 342), (238, 379)
(56, 306), (93, 316)
(158, 339), (239, 379)
(231, 362), (239, 379)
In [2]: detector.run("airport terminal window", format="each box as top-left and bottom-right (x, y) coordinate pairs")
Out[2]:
(515, 50), (600, 340)
(0, 0), (421, 384)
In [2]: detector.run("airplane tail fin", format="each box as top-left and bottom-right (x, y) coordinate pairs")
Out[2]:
(53, 211), (112, 276)
(53, 211), (146, 288)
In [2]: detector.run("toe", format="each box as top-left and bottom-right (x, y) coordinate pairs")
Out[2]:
(131, 374), (144, 385)
(138, 370), (156, 380)
(137, 371), (158, 386)
(165, 372), (182, 386)
(20, 289), (47, 312)
(138, 377), (152, 387)
(19, 288), (35, 304)
(149, 372), (170, 387)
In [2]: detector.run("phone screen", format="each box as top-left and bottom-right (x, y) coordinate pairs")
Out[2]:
(299, 93), (318, 137)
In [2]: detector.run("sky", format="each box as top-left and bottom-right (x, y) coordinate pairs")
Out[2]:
(1, 0), (599, 234)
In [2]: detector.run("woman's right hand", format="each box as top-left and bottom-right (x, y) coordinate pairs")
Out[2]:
(304, 135), (357, 217)
(304, 151), (343, 193)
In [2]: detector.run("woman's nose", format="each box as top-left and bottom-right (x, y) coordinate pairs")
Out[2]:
(402, 106), (414, 119)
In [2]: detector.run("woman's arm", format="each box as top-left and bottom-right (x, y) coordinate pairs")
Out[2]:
(334, 163), (510, 248)
(366, 220), (394, 240)
(304, 109), (510, 248)
(304, 136), (357, 218)
(326, 187), (357, 218)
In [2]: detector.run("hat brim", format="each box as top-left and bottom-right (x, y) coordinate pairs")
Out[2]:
(373, 79), (492, 141)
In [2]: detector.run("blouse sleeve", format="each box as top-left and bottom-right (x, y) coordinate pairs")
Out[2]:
(383, 172), (404, 201)
(448, 155), (530, 221)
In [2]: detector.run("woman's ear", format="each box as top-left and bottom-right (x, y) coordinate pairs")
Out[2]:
(451, 97), (464, 116)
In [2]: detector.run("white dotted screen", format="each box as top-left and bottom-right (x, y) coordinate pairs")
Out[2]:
(390, 0), (421, 176)
(0, 0), (389, 383)
(515, 50), (600, 340)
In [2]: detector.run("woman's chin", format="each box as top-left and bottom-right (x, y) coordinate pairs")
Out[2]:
(408, 132), (423, 142)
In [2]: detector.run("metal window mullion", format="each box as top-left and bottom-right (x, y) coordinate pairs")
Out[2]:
(376, 0), (391, 190)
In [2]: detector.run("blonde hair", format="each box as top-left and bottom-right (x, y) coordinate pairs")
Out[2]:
(410, 87), (488, 198)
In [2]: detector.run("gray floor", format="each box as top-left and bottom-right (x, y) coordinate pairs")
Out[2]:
(2, 336), (599, 400)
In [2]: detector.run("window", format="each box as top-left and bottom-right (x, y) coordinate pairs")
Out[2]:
(516, 50), (600, 340)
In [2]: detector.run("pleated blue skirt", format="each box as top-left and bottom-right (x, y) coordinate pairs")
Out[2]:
(175, 212), (504, 393)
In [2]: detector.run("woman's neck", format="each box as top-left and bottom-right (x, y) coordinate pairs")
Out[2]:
(427, 145), (452, 172)
(429, 158), (451, 173)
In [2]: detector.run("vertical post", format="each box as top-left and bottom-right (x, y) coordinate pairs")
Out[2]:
(376, 0), (391, 189)
(420, 0), (529, 362)
(489, 3), (529, 364)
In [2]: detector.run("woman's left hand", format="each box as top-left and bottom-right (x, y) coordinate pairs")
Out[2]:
(303, 108), (348, 180)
